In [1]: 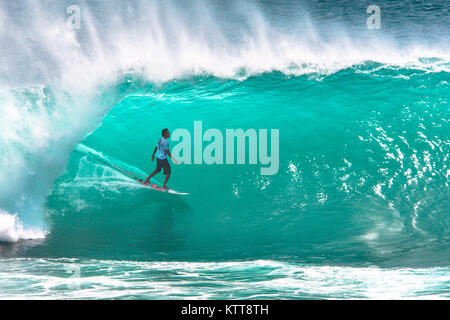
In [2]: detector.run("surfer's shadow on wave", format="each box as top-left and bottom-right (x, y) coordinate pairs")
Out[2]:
(130, 196), (191, 255)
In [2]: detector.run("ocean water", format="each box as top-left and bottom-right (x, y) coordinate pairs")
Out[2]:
(0, 0), (449, 299)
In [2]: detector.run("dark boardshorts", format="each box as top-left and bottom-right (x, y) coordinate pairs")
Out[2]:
(156, 158), (171, 175)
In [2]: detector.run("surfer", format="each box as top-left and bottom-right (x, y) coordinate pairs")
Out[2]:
(144, 128), (178, 189)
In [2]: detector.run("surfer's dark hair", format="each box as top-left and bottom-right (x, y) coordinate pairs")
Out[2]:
(162, 128), (169, 136)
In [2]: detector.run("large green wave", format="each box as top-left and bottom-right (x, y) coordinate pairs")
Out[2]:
(23, 65), (447, 267)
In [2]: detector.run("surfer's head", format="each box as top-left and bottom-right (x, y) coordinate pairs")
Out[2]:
(162, 128), (170, 138)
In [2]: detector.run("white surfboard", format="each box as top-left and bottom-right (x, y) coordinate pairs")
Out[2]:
(136, 179), (189, 195)
(111, 163), (189, 195)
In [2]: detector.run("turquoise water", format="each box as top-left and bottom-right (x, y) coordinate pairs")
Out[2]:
(0, 0), (449, 299)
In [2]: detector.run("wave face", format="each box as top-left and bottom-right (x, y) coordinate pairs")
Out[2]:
(31, 68), (446, 267)
(0, 0), (449, 298)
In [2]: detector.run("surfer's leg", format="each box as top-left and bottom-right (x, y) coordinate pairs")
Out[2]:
(162, 159), (171, 189)
(144, 171), (156, 184)
(145, 159), (163, 184)
(144, 168), (161, 184)
(162, 173), (170, 189)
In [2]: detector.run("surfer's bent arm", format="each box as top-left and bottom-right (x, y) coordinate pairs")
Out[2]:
(151, 146), (157, 161)
(166, 150), (178, 165)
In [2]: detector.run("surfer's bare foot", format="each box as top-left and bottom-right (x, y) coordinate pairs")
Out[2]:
(162, 185), (169, 190)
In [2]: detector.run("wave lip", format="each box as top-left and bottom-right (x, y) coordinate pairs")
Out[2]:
(0, 210), (46, 243)
(1, 0), (449, 86)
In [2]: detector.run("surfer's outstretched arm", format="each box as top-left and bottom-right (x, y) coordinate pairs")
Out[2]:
(166, 150), (178, 165)
(151, 146), (157, 161)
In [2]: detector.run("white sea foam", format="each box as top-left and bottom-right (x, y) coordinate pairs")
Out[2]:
(0, 210), (46, 243)
(0, 0), (449, 88)
(0, 258), (448, 299)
